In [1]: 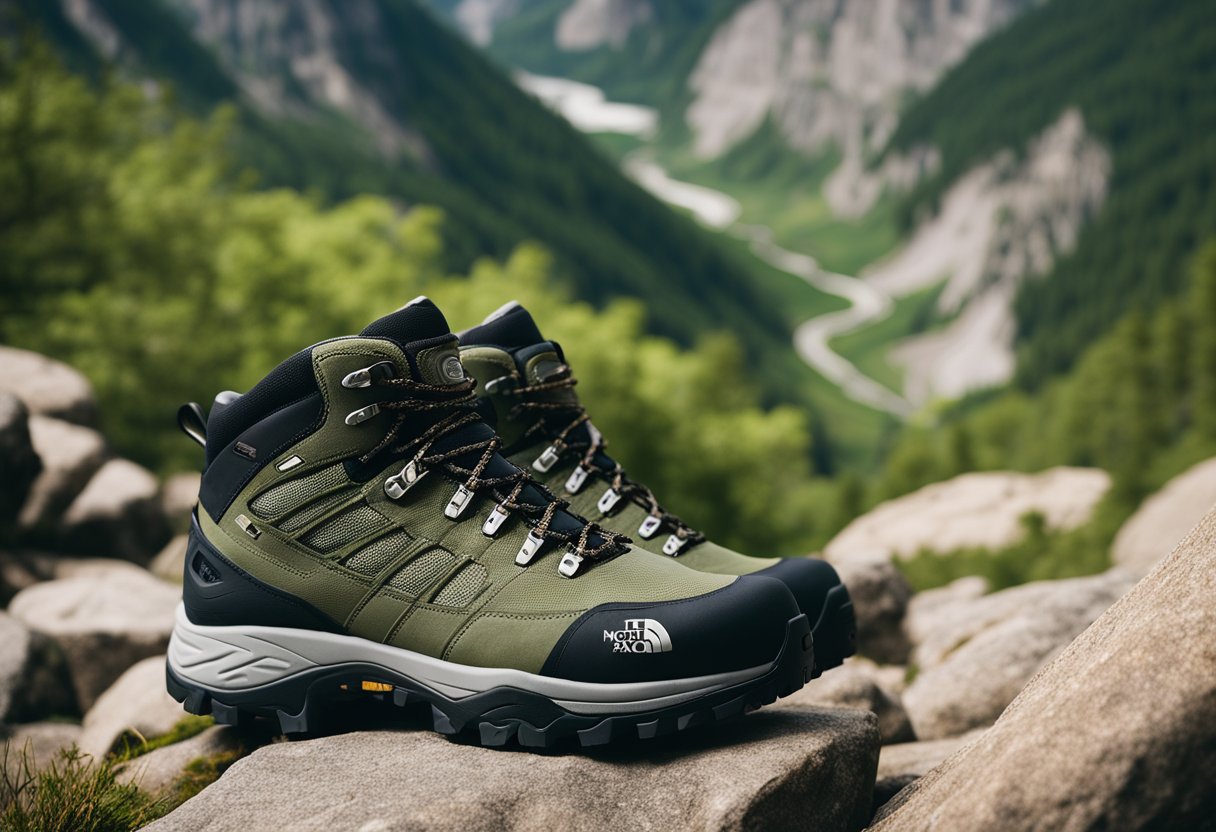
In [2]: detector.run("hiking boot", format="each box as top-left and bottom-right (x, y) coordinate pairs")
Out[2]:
(167, 298), (812, 748)
(458, 302), (857, 675)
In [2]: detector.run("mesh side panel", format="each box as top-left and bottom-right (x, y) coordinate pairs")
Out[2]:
(278, 487), (360, 533)
(300, 504), (387, 553)
(432, 563), (487, 608)
(343, 531), (412, 576)
(249, 464), (348, 518)
(388, 549), (455, 596)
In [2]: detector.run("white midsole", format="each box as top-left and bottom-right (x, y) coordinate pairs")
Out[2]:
(167, 605), (772, 716)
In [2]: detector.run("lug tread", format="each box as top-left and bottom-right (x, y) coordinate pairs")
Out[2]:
(164, 614), (814, 751)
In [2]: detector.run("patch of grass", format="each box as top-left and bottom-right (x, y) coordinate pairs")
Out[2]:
(896, 501), (1130, 593)
(0, 744), (165, 831)
(830, 280), (947, 394)
(114, 715), (214, 762)
(158, 749), (243, 812)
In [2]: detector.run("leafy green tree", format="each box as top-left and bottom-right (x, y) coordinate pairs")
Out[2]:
(0, 39), (829, 556)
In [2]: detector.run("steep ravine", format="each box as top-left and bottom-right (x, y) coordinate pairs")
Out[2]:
(524, 74), (913, 418)
(526, 77), (1111, 414)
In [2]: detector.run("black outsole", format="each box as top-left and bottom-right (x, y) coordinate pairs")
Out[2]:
(809, 583), (857, 677)
(165, 614), (814, 751)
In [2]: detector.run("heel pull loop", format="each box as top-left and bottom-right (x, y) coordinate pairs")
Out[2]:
(178, 402), (208, 448)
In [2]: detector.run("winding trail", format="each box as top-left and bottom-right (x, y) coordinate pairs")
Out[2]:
(519, 74), (912, 419)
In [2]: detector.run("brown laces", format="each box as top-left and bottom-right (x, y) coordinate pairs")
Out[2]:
(500, 365), (706, 551)
(357, 374), (628, 567)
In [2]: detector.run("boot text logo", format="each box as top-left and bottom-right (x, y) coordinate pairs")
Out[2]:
(603, 619), (672, 654)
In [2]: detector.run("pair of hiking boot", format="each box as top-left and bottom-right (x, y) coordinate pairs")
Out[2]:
(168, 297), (856, 749)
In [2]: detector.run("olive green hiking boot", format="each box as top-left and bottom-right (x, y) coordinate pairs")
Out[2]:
(458, 302), (857, 676)
(167, 298), (812, 749)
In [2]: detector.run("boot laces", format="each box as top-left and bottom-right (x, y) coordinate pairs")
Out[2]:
(501, 365), (706, 552)
(355, 372), (629, 572)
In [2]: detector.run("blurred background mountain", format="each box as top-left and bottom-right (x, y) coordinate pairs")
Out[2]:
(2, 0), (1214, 588)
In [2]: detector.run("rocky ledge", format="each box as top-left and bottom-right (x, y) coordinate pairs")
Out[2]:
(1, 348), (1213, 831)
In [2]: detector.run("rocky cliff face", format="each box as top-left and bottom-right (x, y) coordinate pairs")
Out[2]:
(687, 0), (1035, 157)
(452, 0), (519, 46)
(459, 0), (1038, 218)
(555, 0), (652, 50)
(164, 0), (432, 161)
(871, 109), (1110, 404)
(686, 0), (1038, 211)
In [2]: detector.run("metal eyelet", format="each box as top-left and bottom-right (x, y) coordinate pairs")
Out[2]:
(597, 487), (621, 514)
(638, 515), (662, 540)
(484, 376), (518, 395)
(444, 485), (474, 520)
(535, 362), (566, 383)
(532, 444), (561, 473)
(662, 534), (687, 556)
(341, 361), (396, 389)
(564, 465), (589, 494)
(235, 514), (260, 540)
(515, 530), (545, 566)
(384, 460), (426, 499)
(558, 549), (583, 578)
(345, 404), (381, 426)
(482, 503), (510, 537)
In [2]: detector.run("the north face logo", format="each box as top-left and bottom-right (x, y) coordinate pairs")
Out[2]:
(603, 619), (672, 654)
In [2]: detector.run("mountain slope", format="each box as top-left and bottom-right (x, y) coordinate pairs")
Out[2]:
(9, 0), (791, 380)
(461, 0), (1036, 209)
(885, 0), (1216, 387)
(478, 0), (743, 110)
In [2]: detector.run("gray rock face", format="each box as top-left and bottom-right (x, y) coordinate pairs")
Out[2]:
(145, 709), (880, 832)
(777, 658), (912, 744)
(117, 725), (242, 794)
(18, 416), (108, 532)
(902, 575), (988, 648)
(79, 655), (188, 759)
(0, 394), (41, 532)
(1, 722), (83, 771)
(872, 730), (985, 811)
(0, 346), (99, 426)
(160, 472), (201, 533)
(873, 506), (1216, 831)
(7, 566), (179, 710)
(832, 556), (911, 664)
(0, 610), (77, 721)
(685, 0), (1037, 206)
(825, 468), (1110, 562)
(1112, 456), (1216, 577)
(555, 0), (652, 51)
(902, 570), (1133, 739)
(60, 458), (171, 563)
(151, 534), (188, 583)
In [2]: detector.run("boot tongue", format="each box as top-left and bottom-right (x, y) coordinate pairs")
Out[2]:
(459, 301), (545, 349)
(361, 297), (465, 386)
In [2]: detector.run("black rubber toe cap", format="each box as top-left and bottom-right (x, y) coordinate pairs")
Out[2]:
(753, 557), (842, 626)
(754, 557), (856, 671)
(540, 575), (802, 684)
